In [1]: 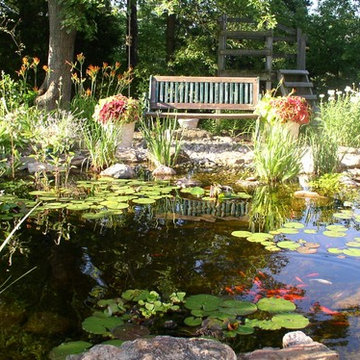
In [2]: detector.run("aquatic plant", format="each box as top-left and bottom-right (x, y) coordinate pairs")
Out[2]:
(81, 119), (121, 172)
(253, 121), (305, 184)
(140, 116), (182, 167)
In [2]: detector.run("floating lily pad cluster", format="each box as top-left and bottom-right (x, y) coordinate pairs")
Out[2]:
(183, 294), (309, 337)
(180, 186), (251, 201)
(23, 179), (181, 220)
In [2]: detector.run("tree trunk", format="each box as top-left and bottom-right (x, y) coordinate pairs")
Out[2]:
(166, 13), (176, 62)
(127, 0), (138, 69)
(36, 0), (76, 110)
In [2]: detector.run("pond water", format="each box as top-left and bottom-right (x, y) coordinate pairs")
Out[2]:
(0, 178), (360, 359)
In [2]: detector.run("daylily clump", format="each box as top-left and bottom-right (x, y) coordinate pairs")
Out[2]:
(93, 94), (141, 125)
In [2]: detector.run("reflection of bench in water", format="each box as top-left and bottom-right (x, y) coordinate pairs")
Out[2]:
(156, 198), (250, 222)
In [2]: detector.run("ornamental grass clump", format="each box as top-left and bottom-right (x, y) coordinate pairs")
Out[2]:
(253, 120), (305, 184)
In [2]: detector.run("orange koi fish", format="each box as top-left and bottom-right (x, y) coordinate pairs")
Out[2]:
(225, 286), (235, 295)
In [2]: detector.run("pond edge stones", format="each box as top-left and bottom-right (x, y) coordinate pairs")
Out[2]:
(99, 164), (135, 179)
(238, 331), (339, 360)
(66, 333), (338, 360)
(66, 336), (237, 359)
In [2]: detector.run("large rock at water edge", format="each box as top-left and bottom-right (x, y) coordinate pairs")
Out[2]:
(67, 336), (237, 360)
(100, 164), (135, 179)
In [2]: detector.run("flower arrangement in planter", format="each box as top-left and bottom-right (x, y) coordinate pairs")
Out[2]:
(93, 94), (141, 126)
(93, 94), (141, 148)
(255, 91), (311, 138)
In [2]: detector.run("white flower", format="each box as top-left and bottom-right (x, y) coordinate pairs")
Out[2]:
(327, 90), (335, 96)
(344, 86), (352, 93)
(319, 94), (325, 99)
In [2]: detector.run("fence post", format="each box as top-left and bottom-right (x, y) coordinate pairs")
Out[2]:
(297, 28), (306, 70)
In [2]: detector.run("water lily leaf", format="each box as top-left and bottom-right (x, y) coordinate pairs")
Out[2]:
(323, 231), (347, 238)
(304, 229), (317, 234)
(202, 197), (216, 201)
(246, 319), (282, 330)
(326, 225), (347, 232)
(264, 245), (280, 252)
(269, 230), (282, 235)
(247, 233), (273, 242)
(354, 216), (360, 223)
(304, 242), (320, 248)
(49, 341), (92, 360)
(67, 203), (91, 211)
(277, 241), (301, 250)
(333, 212), (352, 220)
(271, 313), (309, 329)
(354, 237), (360, 242)
(82, 211), (110, 219)
(220, 300), (257, 316)
(184, 294), (222, 311)
(234, 325), (254, 335)
(82, 315), (124, 335)
(29, 190), (56, 196)
(327, 248), (343, 254)
(276, 228), (299, 235)
(343, 248), (360, 257)
(184, 317), (202, 326)
(257, 297), (296, 313)
(188, 187), (205, 197)
(231, 230), (252, 238)
(132, 198), (156, 205)
(346, 242), (360, 248)
(283, 222), (304, 229)
(236, 192), (252, 199)
(191, 309), (205, 317)
(297, 247), (317, 254)
(43, 203), (68, 210)
(121, 289), (150, 302)
(343, 201), (353, 207)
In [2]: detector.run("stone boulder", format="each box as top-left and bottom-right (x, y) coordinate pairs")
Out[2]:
(68, 336), (237, 360)
(237, 331), (339, 360)
(100, 164), (135, 179)
(152, 165), (176, 177)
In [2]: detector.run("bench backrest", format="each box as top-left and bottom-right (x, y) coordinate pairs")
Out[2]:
(149, 76), (259, 111)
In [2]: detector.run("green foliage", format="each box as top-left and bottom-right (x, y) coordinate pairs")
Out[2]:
(253, 120), (304, 184)
(81, 120), (120, 172)
(199, 118), (255, 137)
(140, 116), (182, 167)
(308, 173), (342, 196)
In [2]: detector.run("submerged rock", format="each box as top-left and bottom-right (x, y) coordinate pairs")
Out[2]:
(152, 165), (176, 177)
(68, 336), (237, 360)
(100, 164), (135, 179)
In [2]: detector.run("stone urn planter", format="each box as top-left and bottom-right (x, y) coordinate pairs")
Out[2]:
(284, 121), (300, 139)
(118, 122), (136, 148)
(178, 118), (199, 129)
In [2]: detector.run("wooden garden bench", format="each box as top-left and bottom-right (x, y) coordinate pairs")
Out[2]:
(146, 75), (259, 119)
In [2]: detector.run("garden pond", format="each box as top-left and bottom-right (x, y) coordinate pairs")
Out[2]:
(0, 177), (360, 359)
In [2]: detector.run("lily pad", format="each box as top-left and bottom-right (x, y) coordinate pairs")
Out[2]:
(184, 294), (222, 312)
(49, 341), (92, 360)
(234, 325), (254, 335)
(247, 233), (273, 243)
(271, 313), (309, 329)
(132, 198), (156, 205)
(277, 241), (301, 250)
(327, 248), (343, 254)
(82, 315), (124, 335)
(283, 222), (304, 229)
(220, 300), (257, 316)
(304, 229), (317, 234)
(257, 297), (296, 313)
(231, 230), (252, 238)
(346, 242), (360, 248)
(333, 212), (352, 220)
(326, 225), (347, 232)
(323, 231), (347, 238)
(246, 319), (282, 330)
(343, 248), (360, 257)
(276, 228), (299, 235)
(184, 316), (202, 327)
(121, 289), (150, 302)
(67, 203), (90, 211)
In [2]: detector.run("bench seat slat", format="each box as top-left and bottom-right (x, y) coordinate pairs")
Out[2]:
(145, 112), (258, 119)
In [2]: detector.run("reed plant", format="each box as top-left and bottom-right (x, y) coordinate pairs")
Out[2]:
(253, 120), (305, 184)
(82, 120), (121, 172)
(140, 116), (182, 167)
